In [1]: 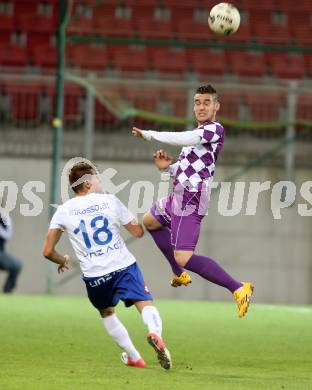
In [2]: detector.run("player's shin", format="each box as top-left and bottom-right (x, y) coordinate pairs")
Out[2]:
(148, 228), (184, 276)
(185, 254), (242, 292)
(141, 305), (162, 337)
(103, 314), (141, 362)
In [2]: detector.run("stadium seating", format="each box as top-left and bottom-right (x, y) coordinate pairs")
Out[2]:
(244, 93), (284, 122)
(3, 82), (40, 124)
(41, 83), (84, 126)
(66, 44), (109, 70)
(0, 14), (14, 31)
(17, 13), (56, 34)
(218, 93), (241, 120)
(110, 45), (149, 73)
(268, 53), (305, 79)
(228, 51), (266, 78)
(0, 44), (27, 66)
(0, 0), (311, 94)
(187, 48), (227, 76)
(149, 47), (187, 74)
(296, 94), (312, 121)
(32, 45), (56, 68)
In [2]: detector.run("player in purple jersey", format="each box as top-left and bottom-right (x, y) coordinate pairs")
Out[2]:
(132, 85), (254, 318)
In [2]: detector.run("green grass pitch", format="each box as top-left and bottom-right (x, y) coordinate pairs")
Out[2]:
(0, 295), (311, 390)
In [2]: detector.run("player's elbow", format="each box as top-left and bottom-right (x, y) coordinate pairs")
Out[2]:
(43, 247), (53, 259)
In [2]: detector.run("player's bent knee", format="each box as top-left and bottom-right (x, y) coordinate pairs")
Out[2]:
(143, 212), (162, 231)
(134, 300), (154, 313)
(99, 307), (115, 318)
(174, 250), (193, 267)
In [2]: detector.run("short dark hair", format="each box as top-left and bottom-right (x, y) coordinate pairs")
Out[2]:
(69, 162), (95, 193)
(196, 84), (217, 95)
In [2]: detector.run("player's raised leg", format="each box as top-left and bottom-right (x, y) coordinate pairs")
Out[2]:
(135, 301), (172, 370)
(171, 204), (254, 318)
(143, 211), (192, 287)
(174, 249), (254, 318)
(100, 307), (146, 368)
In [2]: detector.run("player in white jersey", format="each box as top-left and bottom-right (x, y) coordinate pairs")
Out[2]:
(43, 161), (172, 370)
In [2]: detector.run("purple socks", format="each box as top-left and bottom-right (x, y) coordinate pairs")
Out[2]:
(148, 227), (242, 293)
(148, 227), (184, 276)
(185, 254), (242, 293)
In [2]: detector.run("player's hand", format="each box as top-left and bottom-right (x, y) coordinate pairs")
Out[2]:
(132, 127), (144, 139)
(153, 149), (173, 171)
(58, 254), (70, 274)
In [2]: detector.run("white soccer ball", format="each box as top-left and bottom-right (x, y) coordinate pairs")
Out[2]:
(208, 2), (240, 36)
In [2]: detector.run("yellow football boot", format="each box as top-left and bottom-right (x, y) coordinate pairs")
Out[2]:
(233, 282), (254, 318)
(171, 271), (192, 288)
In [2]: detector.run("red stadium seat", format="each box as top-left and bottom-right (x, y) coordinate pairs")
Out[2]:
(122, 86), (159, 127)
(0, 31), (11, 45)
(296, 94), (312, 121)
(187, 49), (226, 76)
(288, 11), (310, 28)
(0, 44), (27, 66)
(240, 0), (277, 11)
(137, 19), (174, 39)
(26, 32), (51, 50)
(164, 89), (187, 117)
(63, 85), (84, 125)
(150, 48), (187, 74)
(95, 99), (117, 126)
(170, 5), (197, 22)
(126, 0), (159, 5)
(124, 86), (157, 112)
(12, 0), (38, 17)
(269, 53), (305, 79)
(175, 20), (211, 41)
(254, 24), (291, 45)
(292, 25), (312, 46)
(0, 14), (15, 31)
(165, 0), (200, 6)
(4, 82), (40, 123)
(245, 93), (283, 122)
(32, 45), (56, 68)
(67, 16), (95, 35)
(17, 13), (56, 34)
(111, 46), (149, 72)
(218, 93), (241, 120)
(67, 44), (109, 70)
(131, 5), (155, 22)
(229, 51), (266, 78)
(95, 17), (134, 38)
(89, 3), (116, 19)
(304, 54), (312, 77)
(42, 84), (84, 126)
(275, 0), (312, 11)
(248, 10), (272, 26)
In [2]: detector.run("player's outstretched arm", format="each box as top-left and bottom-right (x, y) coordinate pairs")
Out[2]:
(43, 229), (70, 274)
(123, 219), (144, 238)
(132, 126), (202, 147)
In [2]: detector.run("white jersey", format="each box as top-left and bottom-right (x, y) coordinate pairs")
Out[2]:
(49, 193), (137, 277)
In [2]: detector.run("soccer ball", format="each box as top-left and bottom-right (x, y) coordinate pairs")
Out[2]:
(208, 2), (240, 36)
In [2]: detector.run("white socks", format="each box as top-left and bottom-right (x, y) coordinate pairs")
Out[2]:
(103, 306), (163, 362)
(103, 314), (141, 362)
(141, 305), (162, 337)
